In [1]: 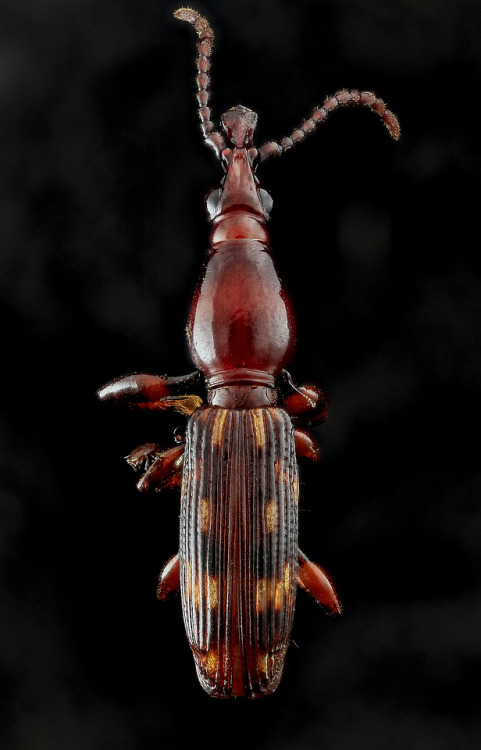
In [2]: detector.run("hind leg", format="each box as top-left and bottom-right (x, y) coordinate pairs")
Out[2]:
(298, 551), (341, 614)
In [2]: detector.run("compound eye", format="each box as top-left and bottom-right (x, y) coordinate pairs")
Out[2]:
(259, 188), (273, 216)
(206, 187), (223, 219)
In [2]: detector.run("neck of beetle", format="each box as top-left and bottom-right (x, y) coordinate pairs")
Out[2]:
(209, 147), (270, 249)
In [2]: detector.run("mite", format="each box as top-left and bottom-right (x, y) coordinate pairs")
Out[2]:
(98, 7), (400, 698)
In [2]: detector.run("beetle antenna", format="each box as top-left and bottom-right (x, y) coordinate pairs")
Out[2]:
(174, 7), (226, 158)
(258, 89), (400, 161)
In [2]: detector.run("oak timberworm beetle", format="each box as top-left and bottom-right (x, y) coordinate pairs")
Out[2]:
(98, 7), (400, 698)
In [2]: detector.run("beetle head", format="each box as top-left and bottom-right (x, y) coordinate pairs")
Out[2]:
(221, 105), (258, 148)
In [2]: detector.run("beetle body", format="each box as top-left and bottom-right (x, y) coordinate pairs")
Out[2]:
(98, 7), (399, 698)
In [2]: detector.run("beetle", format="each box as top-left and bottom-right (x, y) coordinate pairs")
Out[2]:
(97, 7), (400, 698)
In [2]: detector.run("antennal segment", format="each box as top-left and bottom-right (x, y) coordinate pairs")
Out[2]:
(258, 89), (400, 162)
(174, 7), (226, 158)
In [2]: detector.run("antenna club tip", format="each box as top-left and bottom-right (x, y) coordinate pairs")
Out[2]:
(174, 7), (208, 30)
(359, 90), (401, 141)
(174, 7), (214, 45)
(174, 7), (196, 22)
(385, 112), (401, 141)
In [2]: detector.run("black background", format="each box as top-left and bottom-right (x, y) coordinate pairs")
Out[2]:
(2, 0), (480, 747)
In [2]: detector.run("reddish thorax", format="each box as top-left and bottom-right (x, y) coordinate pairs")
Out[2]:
(186, 106), (296, 407)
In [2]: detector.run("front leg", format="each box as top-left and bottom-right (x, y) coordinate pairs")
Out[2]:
(97, 371), (203, 415)
(98, 372), (201, 492)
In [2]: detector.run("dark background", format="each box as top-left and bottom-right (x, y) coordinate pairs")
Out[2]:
(1, 0), (480, 747)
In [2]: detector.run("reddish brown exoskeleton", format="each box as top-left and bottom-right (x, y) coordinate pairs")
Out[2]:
(98, 7), (400, 698)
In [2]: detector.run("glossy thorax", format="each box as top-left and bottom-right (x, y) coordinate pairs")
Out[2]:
(187, 106), (296, 406)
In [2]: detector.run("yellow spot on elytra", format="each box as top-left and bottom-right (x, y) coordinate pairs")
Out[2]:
(208, 576), (218, 609)
(266, 500), (277, 532)
(257, 650), (277, 677)
(284, 564), (292, 595)
(183, 561), (192, 596)
(251, 409), (265, 448)
(194, 581), (200, 609)
(257, 650), (268, 676)
(274, 581), (284, 610)
(200, 499), (210, 531)
(212, 408), (228, 446)
(293, 476), (299, 505)
(256, 577), (288, 611)
(204, 649), (218, 676)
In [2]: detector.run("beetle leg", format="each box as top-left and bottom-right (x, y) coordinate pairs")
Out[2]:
(125, 442), (164, 469)
(157, 553), (180, 600)
(126, 444), (184, 493)
(297, 550), (342, 615)
(295, 427), (322, 462)
(280, 371), (328, 425)
(97, 371), (203, 412)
